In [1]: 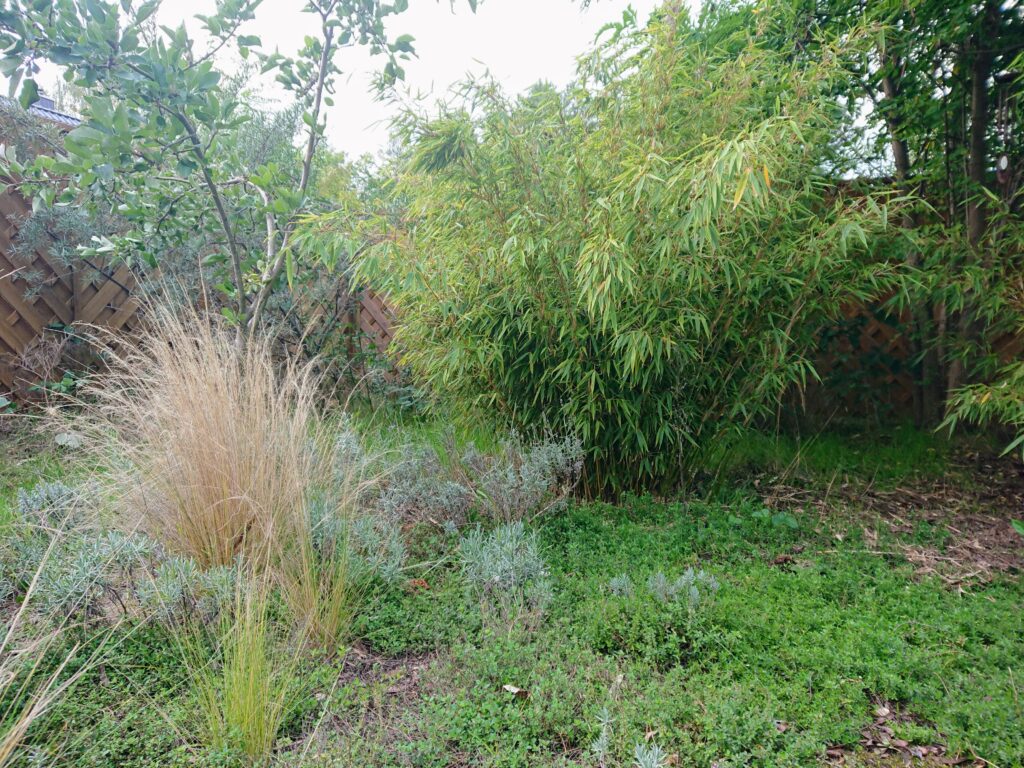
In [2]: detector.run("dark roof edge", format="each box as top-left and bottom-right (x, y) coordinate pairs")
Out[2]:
(0, 95), (82, 129)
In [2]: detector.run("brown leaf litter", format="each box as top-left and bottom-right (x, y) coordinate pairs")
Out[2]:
(762, 450), (1024, 587)
(823, 697), (985, 768)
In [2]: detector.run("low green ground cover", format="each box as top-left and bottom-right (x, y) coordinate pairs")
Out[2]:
(1, 424), (1021, 768)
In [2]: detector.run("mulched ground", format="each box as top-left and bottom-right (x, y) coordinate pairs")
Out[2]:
(762, 448), (1024, 588)
(821, 695), (986, 767)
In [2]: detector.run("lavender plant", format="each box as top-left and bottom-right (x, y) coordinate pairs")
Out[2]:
(306, 495), (407, 586)
(137, 555), (203, 622)
(589, 568), (722, 668)
(590, 707), (615, 767)
(16, 481), (80, 528)
(608, 574), (635, 598)
(459, 522), (552, 631)
(470, 433), (584, 522)
(2, 481), (106, 619)
(1, 528), (48, 591)
(646, 568), (720, 609)
(350, 515), (406, 584)
(633, 741), (670, 768)
(373, 431), (582, 528)
(378, 443), (473, 524)
(32, 541), (107, 618)
(1, 480), (247, 625)
(197, 562), (242, 622)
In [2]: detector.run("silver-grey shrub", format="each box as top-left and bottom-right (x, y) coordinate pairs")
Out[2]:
(459, 522), (552, 630)
(36, 531), (159, 619)
(633, 741), (669, 768)
(2, 481), (244, 625)
(3, 481), (105, 618)
(16, 480), (81, 528)
(374, 432), (582, 529)
(349, 515), (406, 584)
(608, 574), (634, 598)
(467, 433), (584, 522)
(136, 555), (202, 621)
(645, 568), (720, 609)
(136, 555), (243, 624)
(32, 540), (107, 618)
(378, 443), (473, 524)
(590, 707), (614, 766)
(306, 495), (407, 585)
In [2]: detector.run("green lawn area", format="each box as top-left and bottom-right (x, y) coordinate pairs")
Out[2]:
(2, 422), (1021, 768)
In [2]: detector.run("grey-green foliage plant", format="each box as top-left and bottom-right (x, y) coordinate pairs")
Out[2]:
(4, 483), (113, 620)
(589, 705), (672, 768)
(590, 706), (614, 767)
(466, 432), (584, 522)
(588, 567), (721, 668)
(351, 9), (894, 494)
(459, 522), (552, 631)
(136, 555), (202, 621)
(646, 568), (719, 609)
(377, 443), (474, 524)
(633, 741), (669, 768)
(16, 481), (80, 528)
(349, 515), (406, 584)
(135, 555), (242, 624)
(607, 574), (634, 598)
(0, 0), (473, 332)
(307, 492), (407, 584)
(316, 426), (409, 584)
(611, 569), (719, 609)
(2, 480), (243, 625)
(375, 431), (581, 525)
(5, 482), (103, 617)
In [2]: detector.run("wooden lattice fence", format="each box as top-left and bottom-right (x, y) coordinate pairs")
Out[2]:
(0, 186), (139, 396)
(814, 301), (916, 412)
(355, 288), (394, 351)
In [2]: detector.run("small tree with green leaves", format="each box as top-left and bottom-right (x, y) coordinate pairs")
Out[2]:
(0, 0), (461, 331)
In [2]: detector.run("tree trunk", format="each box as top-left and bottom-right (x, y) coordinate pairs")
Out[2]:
(947, 0), (1000, 395)
(880, 57), (938, 425)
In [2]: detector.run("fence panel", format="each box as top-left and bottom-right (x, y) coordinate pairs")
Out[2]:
(0, 187), (140, 396)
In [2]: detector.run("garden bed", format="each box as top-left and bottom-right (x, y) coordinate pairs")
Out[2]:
(0, 421), (1020, 768)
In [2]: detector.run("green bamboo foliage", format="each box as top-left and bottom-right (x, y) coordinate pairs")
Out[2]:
(355, 12), (894, 494)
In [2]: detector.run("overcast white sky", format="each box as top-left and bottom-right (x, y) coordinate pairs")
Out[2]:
(34, 0), (672, 159)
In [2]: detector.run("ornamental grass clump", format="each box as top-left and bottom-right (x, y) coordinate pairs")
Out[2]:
(79, 306), (376, 647)
(82, 306), (328, 570)
(181, 573), (301, 765)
